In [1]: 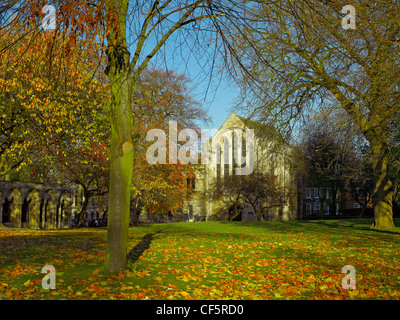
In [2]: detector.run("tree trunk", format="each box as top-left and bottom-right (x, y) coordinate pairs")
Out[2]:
(104, 70), (134, 274)
(319, 197), (324, 220)
(130, 198), (143, 226)
(231, 202), (241, 221)
(104, 0), (134, 274)
(76, 190), (90, 227)
(370, 140), (395, 230)
(359, 205), (366, 219)
(331, 188), (337, 216)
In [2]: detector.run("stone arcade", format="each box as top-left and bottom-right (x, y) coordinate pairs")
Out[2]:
(0, 180), (77, 229)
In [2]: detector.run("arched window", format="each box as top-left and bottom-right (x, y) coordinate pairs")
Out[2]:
(187, 178), (195, 190)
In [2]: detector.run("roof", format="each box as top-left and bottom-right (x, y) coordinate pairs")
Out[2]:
(216, 111), (287, 145)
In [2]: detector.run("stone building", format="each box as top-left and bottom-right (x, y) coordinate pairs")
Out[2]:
(0, 180), (77, 229)
(1, 112), (299, 228)
(181, 112), (298, 221)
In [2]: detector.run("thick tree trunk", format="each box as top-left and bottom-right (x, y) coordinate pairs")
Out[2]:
(370, 140), (395, 230)
(104, 70), (134, 274)
(104, 0), (134, 274)
(230, 203), (241, 221)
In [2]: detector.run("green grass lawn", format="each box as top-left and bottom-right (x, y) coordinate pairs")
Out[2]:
(1, 219), (400, 300)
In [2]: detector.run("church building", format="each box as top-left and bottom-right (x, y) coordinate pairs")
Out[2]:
(181, 112), (298, 222)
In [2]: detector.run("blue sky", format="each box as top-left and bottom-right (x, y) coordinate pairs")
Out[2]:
(146, 29), (244, 132)
(194, 78), (241, 130)
(166, 57), (242, 132)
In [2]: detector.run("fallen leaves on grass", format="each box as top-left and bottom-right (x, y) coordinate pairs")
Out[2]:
(1, 221), (400, 300)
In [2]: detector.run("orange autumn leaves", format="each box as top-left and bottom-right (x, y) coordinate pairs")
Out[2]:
(2, 220), (399, 300)
(1, 17), (197, 215)
(0, 16), (109, 178)
(131, 68), (207, 216)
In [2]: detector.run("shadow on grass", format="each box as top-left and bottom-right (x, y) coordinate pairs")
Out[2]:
(127, 233), (156, 264)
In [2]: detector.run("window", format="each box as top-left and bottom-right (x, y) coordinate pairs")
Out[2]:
(216, 143), (221, 181)
(324, 203), (329, 215)
(241, 138), (246, 168)
(216, 163), (221, 181)
(224, 163), (229, 176)
(326, 189), (329, 199)
(306, 188), (311, 199)
(187, 178), (195, 190)
(353, 203), (361, 209)
(314, 188), (319, 199)
(223, 139), (229, 176)
(306, 204), (312, 215)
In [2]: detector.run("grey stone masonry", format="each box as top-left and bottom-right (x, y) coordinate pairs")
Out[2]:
(0, 180), (77, 229)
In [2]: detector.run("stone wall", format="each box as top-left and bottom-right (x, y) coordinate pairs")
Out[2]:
(0, 180), (77, 229)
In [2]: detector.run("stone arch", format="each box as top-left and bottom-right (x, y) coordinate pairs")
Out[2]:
(39, 197), (46, 229)
(2, 197), (11, 224)
(44, 189), (57, 229)
(58, 191), (72, 229)
(26, 189), (41, 229)
(21, 196), (30, 228)
(6, 188), (22, 227)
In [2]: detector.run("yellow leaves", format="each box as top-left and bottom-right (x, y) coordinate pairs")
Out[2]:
(179, 291), (190, 297)
(390, 291), (400, 297)
(347, 289), (359, 299)
(135, 272), (148, 278)
(274, 292), (284, 299)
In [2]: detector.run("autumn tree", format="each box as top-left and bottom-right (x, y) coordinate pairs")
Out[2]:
(102, 0), (255, 273)
(1, 0), (255, 273)
(210, 172), (284, 221)
(209, 175), (245, 221)
(0, 14), (108, 177)
(0, 14), (112, 230)
(130, 68), (207, 223)
(227, 0), (400, 229)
